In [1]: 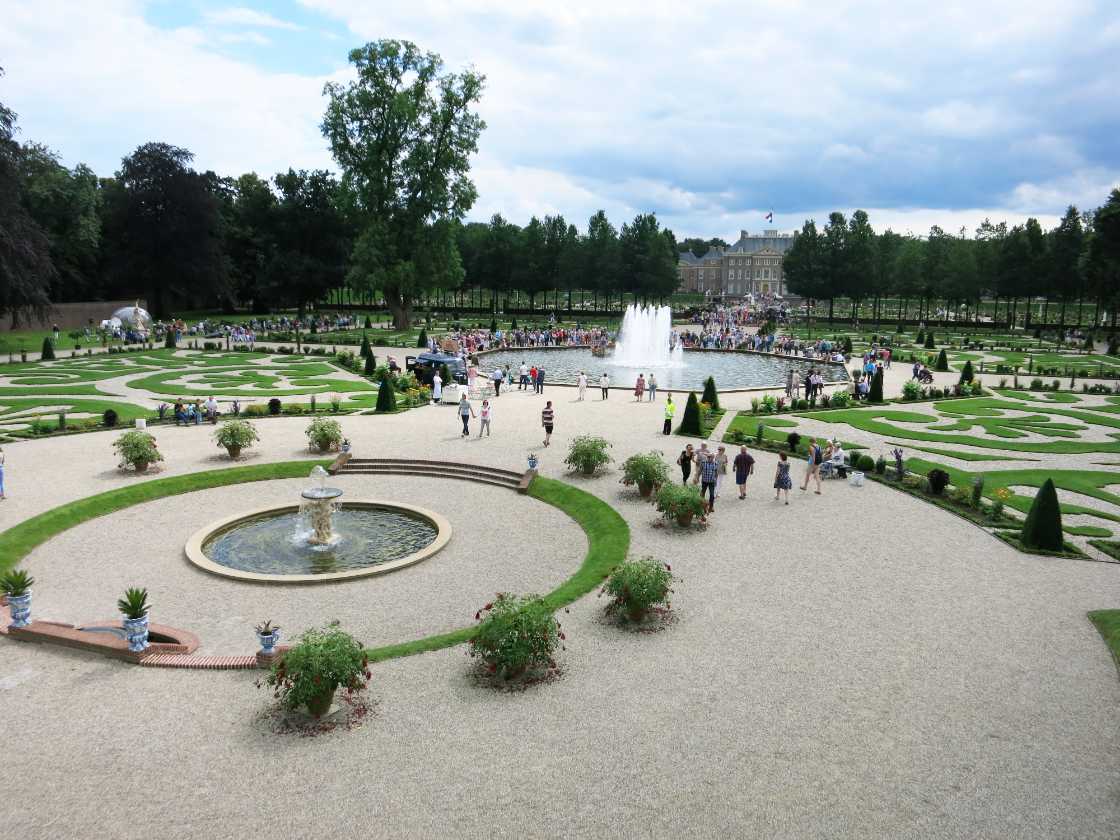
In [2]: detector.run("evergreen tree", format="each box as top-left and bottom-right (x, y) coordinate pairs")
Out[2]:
(676, 392), (702, 436)
(1021, 478), (1063, 551)
(490, 317), (498, 333)
(417, 327), (428, 348)
(164, 328), (176, 349)
(959, 360), (974, 384)
(364, 315), (372, 329)
(869, 367), (884, 402)
(359, 332), (371, 359)
(924, 332), (935, 349)
(701, 376), (720, 411)
(375, 376), (396, 412)
(363, 352), (375, 376)
(40, 336), (54, 360)
(935, 348), (949, 371)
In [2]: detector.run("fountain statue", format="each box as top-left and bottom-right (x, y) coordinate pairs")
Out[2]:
(299, 466), (344, 545)
(610, 304), (684, 368)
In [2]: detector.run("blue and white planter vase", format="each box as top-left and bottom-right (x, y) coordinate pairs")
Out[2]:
(122, 614), (150, 652)
(7, 592), (31, 629)
(257, 630), (280, 655)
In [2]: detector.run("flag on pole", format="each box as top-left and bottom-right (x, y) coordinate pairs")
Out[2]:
(765, 211), (773, 222)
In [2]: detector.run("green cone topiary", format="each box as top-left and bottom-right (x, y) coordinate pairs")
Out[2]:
(701, 376), (720, 412)
(165, 329), (176, 349)
(417, 328), (428, 348)
(359, 333), (372, 359)
(924, 332), (935, 349)
(40, 336), (55, 360)
(676, 392), (702, 436)
(1021, 478), (1064, 551)
(375, 377), (396, 412)
(869, 367), (884, 402)
(364, 353), (375, 376)
(959, 360), (974, 383)
(935, 348), (948, 371)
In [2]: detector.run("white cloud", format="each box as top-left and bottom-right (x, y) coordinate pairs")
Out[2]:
(217, 31), (271, 46)
(920, 101), (1013, 139)
(203, 7), (302, 30)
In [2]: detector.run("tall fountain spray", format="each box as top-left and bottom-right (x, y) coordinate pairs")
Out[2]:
(299, 465), (344, 545)
(611, 304), (684, 367)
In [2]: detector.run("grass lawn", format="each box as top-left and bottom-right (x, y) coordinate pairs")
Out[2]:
(886, 442), (1032, 462)
(1088, 610), (1120, 673)
(1088, 541), (1120, 561)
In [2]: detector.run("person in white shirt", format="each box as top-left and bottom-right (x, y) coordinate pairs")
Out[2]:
(599, 372), (609, 400)
(577, 371), (587, 401)
(431, 372), (443, 403)
(519, 363), (529, 390)
(478, 399), (492, 437)
(204, 395), (218, 421)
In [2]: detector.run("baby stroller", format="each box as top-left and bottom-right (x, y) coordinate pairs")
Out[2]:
(916, 368), (934, 384)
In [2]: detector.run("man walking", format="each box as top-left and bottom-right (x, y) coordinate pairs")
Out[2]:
(519, 362), (529, 390)
(458, 393), (475, 439)
(541, 400), (555, 447)
(700, 451), (719, 513)
(535, 366), (545, 394)
(733, 445), (755, 499)
(491, 366), (503, 396)
(677, 444), (693, 485)
(662, 394), (675, 434)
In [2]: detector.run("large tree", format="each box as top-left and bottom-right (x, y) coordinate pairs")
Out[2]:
(619, 213), (678, 301)
(322, 40), (485, 328)
(783, 219), (826, 304)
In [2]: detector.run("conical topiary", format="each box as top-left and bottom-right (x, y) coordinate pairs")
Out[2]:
(924, 332), (935, 349)
(364, 353), (375, 376)
(40, 336), (55, 361)
(935, 348), (948, 371)
(959, 360), (974, 384)
(676, 392), (702, 436)
(417, 328), (428, 348)
(165, 329), (176, 349)
(869, 367), (884, 402)
(359, 333), (372, 359)
(375, 377), (396, 412)
(364, 315), (372, 329)
(1021, 478), (1063, 551)
(701, 376), (720, 411)
(490, 318), (498, 333)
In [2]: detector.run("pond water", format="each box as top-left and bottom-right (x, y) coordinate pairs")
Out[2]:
(477, 348), (849, 391)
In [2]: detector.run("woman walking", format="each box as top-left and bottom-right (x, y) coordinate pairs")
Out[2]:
(634, 374), (645, 401)
(774, 452), (792, 504)
(800, 437), (823, 494)
(458, 393), (475, 439)
(677, 444), (693, 484)
(715, 445), (729, 498)
(478, 399), (492, 437)
(541, 400), (555, 447)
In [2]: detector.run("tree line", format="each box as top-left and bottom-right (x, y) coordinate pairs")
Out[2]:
(0, 46), (677, 329)
(782, 203), (1120, 328)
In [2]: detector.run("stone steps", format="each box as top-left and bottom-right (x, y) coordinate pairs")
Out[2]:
(337, 458), (531, 492)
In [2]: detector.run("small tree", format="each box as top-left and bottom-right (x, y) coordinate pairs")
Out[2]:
(935, 348), (949, 371)
(701, 376), (721, 412)
(676, 392), (702, 436)
(1021, 478), (1064, 551)
(924, 332), (935, 349)
(868, 367), (884, 402)
(959, 360), (974, 384)
(165, 329), (176, 349)
(376, 376), (396, 412)
(359, 332), (372, 359)
(40, 336), (55, 361)
(489, 318), (498, 333)
(364, 315), (372, 329)
(417, 327), (428, 348)
(363, 353), (375, 376)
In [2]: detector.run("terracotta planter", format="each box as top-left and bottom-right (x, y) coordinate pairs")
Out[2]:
(305, 687), (335, 718)
(226, 445), (242, 459)
(675, 512), (694, 527)
(134, 461), (149, 473)
(638, 481), (654, 498)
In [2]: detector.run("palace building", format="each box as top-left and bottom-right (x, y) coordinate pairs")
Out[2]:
(677, 229), (794, 298)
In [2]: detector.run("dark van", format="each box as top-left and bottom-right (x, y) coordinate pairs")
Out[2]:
(408, 352), (467, 385)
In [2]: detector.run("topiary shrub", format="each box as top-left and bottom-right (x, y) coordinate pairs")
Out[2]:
(916, 329), (925, 345)
(1021, 478), (1063, 551)
(469, 593), (561, 680)
(787, 431), (801, 452)
(875, 455), (886, 475)
(927, 468), (950, 496)
(601, 556), (674, 623)
(103, 408), (119, 427)
(869, 368), (884, 402)
(268, 397), (282, 415)
(934, 349), (948, 371)
(417, 328), (428, 348)
(375, 377), (396, 412)
(165, 329), (176, 349)
(676, 392), (702, 436)
(364, 315), (372, 329)
(924, 332), (935, 349)
(359, 333), (372, 359)
(40, 336), (55, 360)
(490, 318), (498, 333)
(959, 360), (974, 384)
(701, 376), (720, 412)
(364, 353), (375, 376)
(856, 454), (875, 472)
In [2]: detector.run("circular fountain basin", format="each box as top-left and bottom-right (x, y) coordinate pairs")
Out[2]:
(184, 500), (451, 583)
(477, 347), (848, 391)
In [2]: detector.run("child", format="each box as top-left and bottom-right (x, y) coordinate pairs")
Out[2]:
(774, 452), (792, 505)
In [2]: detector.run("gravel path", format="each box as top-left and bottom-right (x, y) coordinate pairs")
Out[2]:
(2, 371), (1119, 839)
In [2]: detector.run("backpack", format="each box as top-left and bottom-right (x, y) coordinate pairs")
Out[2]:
(813, 446), (823, 465)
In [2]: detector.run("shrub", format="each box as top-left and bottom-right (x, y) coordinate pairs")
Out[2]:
(363, 353), (375, 376)
(40, 336), (55, 360)
(103, 408), (119, 427)
(830, 391), (850, 408)
(869, 368), (884, 402)
(759, 394), (777, 414)
(416, 327), (428, 348)
(489, 318), (498, 333)
(1021, 478), (1064, 551)
(213, 419), (259, 454)
(305, 417), (343, 452)
(601, 557), (673, 622)
(1029, 378), (1043, 391)
(755, 422), (764, 445)
(469, 593), (561, 679)
(564, 434), (612, 475)
(268, 397), (282, 415)
(701, 376), (720, 411)
(375, 377), (396, 412)
(359, 333), (372, 359)
(619, 451), (669, 492)
(916, 329), (925, 345)
(0, 569), (34, 597)
(750, 397), (760, 414)
(902, 380), (921, 401)
(113, 430), (162, 469)
(282, 403), (304, 415)
(164, 329), (176, 349)
(971, 475), (985, 508)
(875, 455), (886, 475)
(856, 454), (875, 472)
(1051, 379), (1061, 391)
(243, 404), (268, 417)
(934, 349), (948, 371)
(262, 625), (370, 712)
(796, 398), (809, 410)
(787, 432), (801, 452)
(677, 392), (702, 435)
(656, 484), (707, 523)
(924, 332), (935, 349)
(927, 468), (950, 496)
(363, 315), (372, 329)
(959, 360), (974, 384)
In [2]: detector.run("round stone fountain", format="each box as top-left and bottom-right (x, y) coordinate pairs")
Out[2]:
(185, 468), (451, 583)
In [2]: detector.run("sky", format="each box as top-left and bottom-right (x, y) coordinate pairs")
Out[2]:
(1, 0), (1118, 241)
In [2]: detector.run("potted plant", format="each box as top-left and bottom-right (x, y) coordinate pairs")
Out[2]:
(255, 620), (281, 655)
(619, 451), (670, 498)
(1, 569), (35, 629)
(262, 625), (370, 717)
(563, 434), (612, 476)
(305, 417), (343, 453)
(117, 587), (150, 652)
(601, 557), (673, 623)
(468, 593), (562, 680)
(656, 484), (707, 527)
(112, 430), (163, 473)
(213, 418), (259, 459)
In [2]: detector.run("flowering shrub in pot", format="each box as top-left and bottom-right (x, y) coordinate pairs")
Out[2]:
(261, 624), (370, 717)
(619, 451), (669, 498)
(656, 484), (706, 528)
(1, 569), (34, 629)
(213, 419), (259, 459)
(113, 430), (163, 473)
(469, 593), (562, 680)
(602, 557), (674, 623)
(305, 417), (343, 453)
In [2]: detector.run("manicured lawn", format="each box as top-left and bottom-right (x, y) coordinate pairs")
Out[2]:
(885, 442), (1030, 462)
(1088, 541), (1120, 561)
(1088, 610), (1120, 672)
